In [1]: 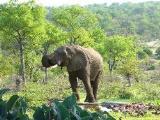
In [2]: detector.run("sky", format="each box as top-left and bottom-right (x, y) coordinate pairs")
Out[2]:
(0, 0), (160, 6)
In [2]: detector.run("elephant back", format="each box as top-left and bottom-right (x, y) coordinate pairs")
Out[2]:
(66, 45), (103, 74)
(84, 48), (103, 80)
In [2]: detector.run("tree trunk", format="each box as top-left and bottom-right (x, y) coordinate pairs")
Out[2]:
(108, 58), (115, 81)
(127, 74), (131, 87)
(43, 67), (48, 84)
(43, 44), (49, 83)
(19, 41), (26, 84)
(109, 69), (113, 81)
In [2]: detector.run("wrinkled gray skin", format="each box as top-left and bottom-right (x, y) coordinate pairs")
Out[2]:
(42, 45), (103, 103)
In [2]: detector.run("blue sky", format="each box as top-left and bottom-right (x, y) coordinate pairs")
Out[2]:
(0, 0), (160, 6)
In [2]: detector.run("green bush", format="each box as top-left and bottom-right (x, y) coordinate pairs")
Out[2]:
(99, 80), (160, 104)
(0, 88), (29, 120)
(118, 89), (133, 99)
(155, 47), (160, 59)
(33, 94), (116, 120)
(137, 50), (147, 59)
(0, 88), (116, 120)
(17, 82), (71, 108)
(147, 64), (155, 70)
(143, 47), (153, 56)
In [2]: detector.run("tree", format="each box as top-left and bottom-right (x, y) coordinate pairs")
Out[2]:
(117, 58), (140, 86)
(0, 1), (46, 84)
(51, 6), (105, 47)
(88, 2), (160, 41)
(104, 36), (137, 79)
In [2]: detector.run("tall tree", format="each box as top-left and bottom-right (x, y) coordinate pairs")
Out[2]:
(51, 6), (105, 47)
(104, 36), (137, 79)
(0, 1), (46, 84)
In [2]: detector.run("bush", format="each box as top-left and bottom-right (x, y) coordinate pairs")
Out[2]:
(0, 88), (116, 120)
(143, 47), (153, 56)
(147, 64), (155, 70)
(155, 47), (160, 59)
(17, 82), (71, 108)
(118, 88), (133, 99)
(0, 88), (29, 120)
(137, 50), (147, 59)
(33, 94), (116, 120)
(99, 80), (160, 104)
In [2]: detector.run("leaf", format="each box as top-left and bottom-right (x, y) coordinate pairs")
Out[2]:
(7, 95), (19, 112)
(0, 100), (7, 119)
(54, 100), (70, 120)
(75, 105), (91, 118)
(0, 88), (10, 99)
(33, 107), (45, 120)
(62, 94), (77, 110)
(14, 97), (28, 114)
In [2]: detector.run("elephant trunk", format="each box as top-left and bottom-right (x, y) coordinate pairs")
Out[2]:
(41, 54), (57, 68)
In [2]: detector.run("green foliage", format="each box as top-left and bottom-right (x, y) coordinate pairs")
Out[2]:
(17, 81), (71, 108)
(88, 2), (160, 41)
(155, 47), (160, 59)
(0, 89), (116, 120)
(118, 88), (133, 99)
(99, 80), (160, 103)
(137, 50), (147, 59)
(143, 47), (153, 56)
(137, 47), (152, 59)
(104, 35), (138, 74)
(0, 1), (47, 83)
(33, 94), (115, 120)
(105, 36), (137, 60)
(51, 5), (106, 48)
(0, 88), (29, 120)
(117, 58), (141, 80)
(147, 64), (155, 70)
(0, 54), (15, 77)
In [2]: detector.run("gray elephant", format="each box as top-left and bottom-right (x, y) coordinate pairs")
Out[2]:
(41, 45), (103, 102)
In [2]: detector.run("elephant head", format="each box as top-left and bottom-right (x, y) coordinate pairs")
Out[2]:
(41, 45), (88, 71)
(41, 53), (57, 68)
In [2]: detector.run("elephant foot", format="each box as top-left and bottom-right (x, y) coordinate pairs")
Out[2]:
(84, 96), (95, 103)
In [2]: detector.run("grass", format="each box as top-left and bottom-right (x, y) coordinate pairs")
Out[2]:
(98, 79), (160, 105)
(2, 76), (160, 119)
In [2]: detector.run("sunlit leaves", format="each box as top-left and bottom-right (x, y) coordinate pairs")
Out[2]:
(105, 35), (137, 61)
(51, 6), (103, 47)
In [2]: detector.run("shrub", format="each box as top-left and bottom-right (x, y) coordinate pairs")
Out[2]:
(0, 88), (116, 120)
(137, 50), (147, 59)
(0, 88), (29, 120)
(118, 88), (133, 99)
(147, 64), (155, 70)
(33, 94), (116, 120)
(143, 47), (153, 56)
(155, 47), (160, 59)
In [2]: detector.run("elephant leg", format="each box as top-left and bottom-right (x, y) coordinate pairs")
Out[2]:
(91, 71), (101, 101)
(82, 77), (95, 103)
(69, 73), (80, 101)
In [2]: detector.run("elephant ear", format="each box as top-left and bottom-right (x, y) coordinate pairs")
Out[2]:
(66, 46), (89, 72)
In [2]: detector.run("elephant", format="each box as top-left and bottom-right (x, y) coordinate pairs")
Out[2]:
(41, 45), (103, 102)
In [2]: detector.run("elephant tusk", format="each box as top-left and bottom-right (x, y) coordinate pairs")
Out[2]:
(50, 64), (58, 69)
